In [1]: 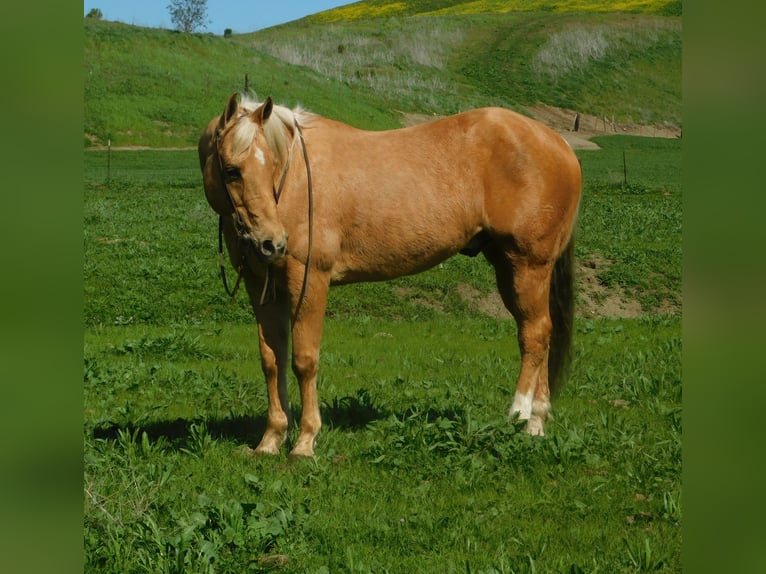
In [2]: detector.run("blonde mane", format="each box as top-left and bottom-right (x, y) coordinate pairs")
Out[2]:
(227, 95), (312, 168)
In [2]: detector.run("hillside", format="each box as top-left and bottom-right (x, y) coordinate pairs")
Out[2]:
(245, 9), (680, 127)
(83, 21), (402, 147)
(84, 4), (681, 147)
(305, 0), (682, 23)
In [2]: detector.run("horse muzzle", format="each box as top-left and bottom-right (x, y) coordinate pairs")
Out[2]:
(240, 230), (288, 263)
(254, 234), (288, 262)
(231, 213), (288, 263)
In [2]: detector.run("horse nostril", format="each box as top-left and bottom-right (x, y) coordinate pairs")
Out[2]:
(257, 236), (287, 260)
(260, 240), (276, 257)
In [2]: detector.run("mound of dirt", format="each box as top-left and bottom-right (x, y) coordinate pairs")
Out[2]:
(576, 257), (643, 319)
(525, 103), (681, 148)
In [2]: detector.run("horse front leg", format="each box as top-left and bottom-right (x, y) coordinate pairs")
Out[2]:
(246, 276), (291, 455)
(288, 271), (330, 458)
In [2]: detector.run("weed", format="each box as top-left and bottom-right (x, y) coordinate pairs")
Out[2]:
(180, 422), (214, 458)
(113, 332), (212, 360)
(623, 536), (669, 571)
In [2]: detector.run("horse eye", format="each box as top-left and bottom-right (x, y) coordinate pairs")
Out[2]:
(224, 166), (241, 182)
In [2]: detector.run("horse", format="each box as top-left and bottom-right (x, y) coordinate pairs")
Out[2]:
(198, 92), (581, 458)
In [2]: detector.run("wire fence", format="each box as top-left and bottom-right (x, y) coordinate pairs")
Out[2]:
(84, 148), (200, 187)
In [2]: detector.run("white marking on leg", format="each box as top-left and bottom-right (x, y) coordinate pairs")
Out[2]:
(526, 417), (545, 436)
(254, 146), (265, 165)
(532, 399), (551, 422)
(526, 399), (551, 436)
(510, 389), (534, 420)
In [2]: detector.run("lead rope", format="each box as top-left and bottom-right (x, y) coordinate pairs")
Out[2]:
(218, 216), (244, 302)
(217, 115), (313, 311)
(214, 125), (246, 305)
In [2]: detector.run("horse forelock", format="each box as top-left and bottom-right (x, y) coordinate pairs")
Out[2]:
(224, 95), (311, 168)
(226, 117), (259, 159)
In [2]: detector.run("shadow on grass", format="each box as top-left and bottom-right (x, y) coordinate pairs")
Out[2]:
(92, 415), (267, 447)
(320, 389), (385, 430)
(90, 389), (387, 447)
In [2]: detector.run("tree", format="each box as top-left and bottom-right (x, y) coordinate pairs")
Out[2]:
(167, 0), (208, 33)
(86, 8), (103, 20)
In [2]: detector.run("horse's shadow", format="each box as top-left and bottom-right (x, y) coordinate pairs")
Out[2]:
(90, 390), (386, 449)
(91, 414), (266, 447)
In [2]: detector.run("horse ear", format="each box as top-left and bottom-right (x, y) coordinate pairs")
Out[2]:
(223, 92), (239, 124)
(255, 97), (273, 124)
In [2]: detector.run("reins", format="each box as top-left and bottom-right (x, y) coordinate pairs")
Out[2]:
(215, 128), (245, 303)
(215, 112), (313, 312)
(218, 215), (244, 299)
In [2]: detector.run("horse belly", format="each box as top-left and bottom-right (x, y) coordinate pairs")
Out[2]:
(330, 216), (477, 285)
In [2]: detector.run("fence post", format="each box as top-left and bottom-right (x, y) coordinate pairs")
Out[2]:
(107, 136), (111, 184)
(623, 150), (628, 186)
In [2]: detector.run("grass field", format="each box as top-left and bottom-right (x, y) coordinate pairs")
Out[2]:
(83, 134), (681, 572)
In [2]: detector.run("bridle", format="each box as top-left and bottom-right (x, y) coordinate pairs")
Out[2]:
(213, 114), (313, 310)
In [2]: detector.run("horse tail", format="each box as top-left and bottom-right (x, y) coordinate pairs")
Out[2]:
(548, 232), (576, 396)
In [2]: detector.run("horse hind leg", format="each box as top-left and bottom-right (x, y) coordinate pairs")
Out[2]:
(485, 245), (555, 435)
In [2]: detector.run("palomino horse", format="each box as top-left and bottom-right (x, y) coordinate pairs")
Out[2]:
(198, 93), (581, 458)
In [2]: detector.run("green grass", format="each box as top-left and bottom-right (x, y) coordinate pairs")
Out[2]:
(85, 318), (681, 572)
(576, 136), (682, 311)
(84, 140), (681, 571)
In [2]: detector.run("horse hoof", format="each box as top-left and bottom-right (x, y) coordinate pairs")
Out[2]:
(245, 444), (280, 456)
(288, 447), (315, 460)
(288, 440), (316, 459)
(525, 418), (545, 436)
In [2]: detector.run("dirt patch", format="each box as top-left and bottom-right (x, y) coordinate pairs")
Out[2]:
(394, 286), (446, 314)
(559, 132), (601, 150)
(525, 103), (681, 147)
(399, 112), (444, 127)
(456, 284), (509, 320)
(576, 256), (643, 319)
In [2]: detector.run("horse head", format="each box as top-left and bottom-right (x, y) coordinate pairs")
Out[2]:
(199, 93), (289, 263)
